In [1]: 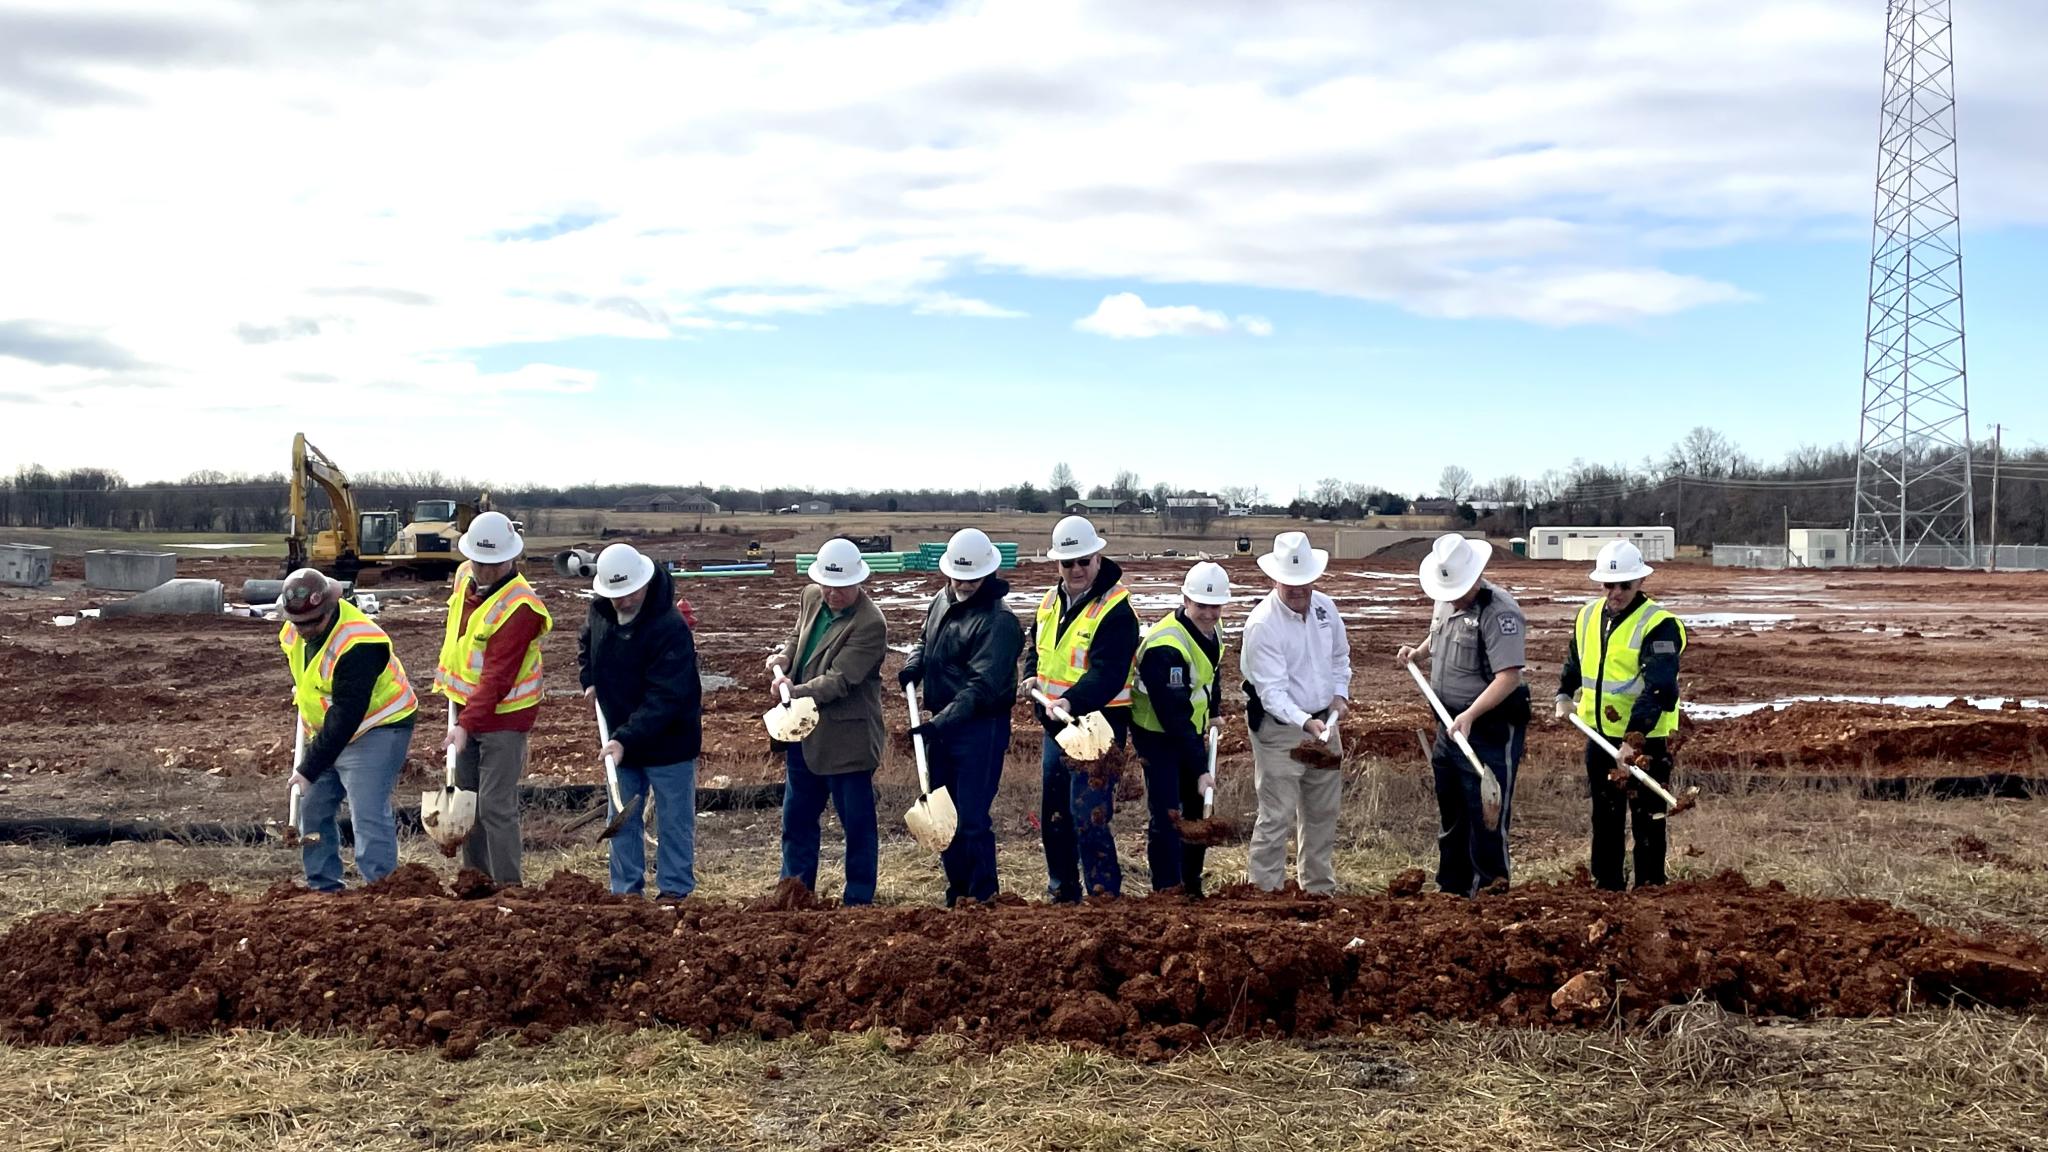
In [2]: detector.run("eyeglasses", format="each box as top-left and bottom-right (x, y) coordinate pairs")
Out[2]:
(1059, 557), (1094, 569)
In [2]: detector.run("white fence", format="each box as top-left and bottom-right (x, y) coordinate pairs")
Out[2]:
(1713, 543), (2048, 570)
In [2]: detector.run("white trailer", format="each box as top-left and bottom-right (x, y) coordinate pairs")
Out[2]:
(1788, 528), (1850, 568)
(1528, 526), (1674, 562)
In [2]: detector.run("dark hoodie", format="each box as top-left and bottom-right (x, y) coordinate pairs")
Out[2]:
(1025, 557), (1141, 735)
(577, 563), (703, 768)
(900, 576), (1023, 732)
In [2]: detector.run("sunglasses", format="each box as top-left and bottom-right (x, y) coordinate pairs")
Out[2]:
(1607, 581), (1639, 592)
(1059, 556), (1095, 569)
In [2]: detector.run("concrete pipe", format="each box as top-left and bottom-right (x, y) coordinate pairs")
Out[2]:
(555, 548), (598, 579)
(242, 578), (285, 604)
(99, 578), (225, 618)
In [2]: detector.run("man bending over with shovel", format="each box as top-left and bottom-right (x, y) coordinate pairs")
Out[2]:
(900, 529), (1023, 907)
(1398, 534), (1528, 897)
(436, 511), (552, 886)
(580, 543), (702, 899)
(767, 538), (887, 905)
(1557, 540), (1687, 891)
(278, 568), (417, 891)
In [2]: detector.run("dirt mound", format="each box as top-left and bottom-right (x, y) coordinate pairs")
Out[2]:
(1679, 703), (2048, 775)
(1366, 537), (1524, 565)
(2, 872), (2040, 1060)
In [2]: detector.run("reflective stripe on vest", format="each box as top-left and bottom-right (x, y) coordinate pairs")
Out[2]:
(1034, 582), (1136, 707)
(436, 570), (553, 712)
(1130, 613), (1221, 734)
(1573, 597), (1687, 738)
(279, 599), (419, 742)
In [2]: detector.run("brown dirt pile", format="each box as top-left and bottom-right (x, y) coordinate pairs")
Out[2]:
(3, 866), (2042, 1060)
(1676, 702), (2048, 774)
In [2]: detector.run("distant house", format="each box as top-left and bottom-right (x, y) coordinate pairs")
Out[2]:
(1165, 496), (1221, 510)
(794, 499), (835, 515)
(1412, 498), (1459, 518)
(616, 492), (720, 514)
(1066, 498), (1138, 515)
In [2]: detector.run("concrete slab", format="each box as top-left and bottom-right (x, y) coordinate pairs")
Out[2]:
(85, 549), (177, 592)
(0, 543), (53, 587)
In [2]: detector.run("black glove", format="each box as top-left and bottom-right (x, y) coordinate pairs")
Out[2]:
(897, 665), (919, 688)
(907, 721), (938, 741)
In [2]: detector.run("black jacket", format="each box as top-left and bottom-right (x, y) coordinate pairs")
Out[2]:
(901, 576), (1023, 731)
(577, 563), (702, 768)
(1557, 593), (1682, 734)
(1023, 557), (1140, 734)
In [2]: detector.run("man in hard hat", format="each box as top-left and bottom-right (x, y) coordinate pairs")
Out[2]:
(767, 537), (888, 905)
(1023, 514), (1141, 902)
(1557, 539), (1687, 890)
(435, 509), (552, 886)
(900, 527), (1023, 906)
(1397, 534), (1529, 896)
(1130, 561), (1231, 896)
(1240, 531), (1352, 894)
(579, 542), (701, 899)
(277, 568), (417, 891)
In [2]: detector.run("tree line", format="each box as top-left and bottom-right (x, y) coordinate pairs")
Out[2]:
(4, 428), (2046, 547)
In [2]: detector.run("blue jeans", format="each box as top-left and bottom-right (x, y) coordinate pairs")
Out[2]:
(781, 746), (879, 905)
(609, 758), (698, 897)
(925, 713), (1008, 906)
(301, 722), (409, 892)
(1040, 737), (1122, 901)
(1431, 721), (1522, 897)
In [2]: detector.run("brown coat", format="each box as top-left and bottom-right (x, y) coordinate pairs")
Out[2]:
(777, 584), (887, 776)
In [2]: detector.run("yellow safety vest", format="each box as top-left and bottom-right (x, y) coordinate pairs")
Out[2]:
(279, 599), (419, 742)
(1034, 582), (1137, 708)
(1574, 597), (1687, 738)
(1130, 613), (1221, 734)
(435, 567), (553, 713)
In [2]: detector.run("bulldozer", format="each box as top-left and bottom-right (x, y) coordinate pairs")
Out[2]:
(283, 433), (497, 581)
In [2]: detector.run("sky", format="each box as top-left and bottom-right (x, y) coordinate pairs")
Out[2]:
(2, 0), (2045, 500)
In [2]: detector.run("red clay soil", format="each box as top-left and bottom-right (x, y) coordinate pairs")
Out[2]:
(2, 867), (2041, 1061)
(1673, 702), (2048, 775)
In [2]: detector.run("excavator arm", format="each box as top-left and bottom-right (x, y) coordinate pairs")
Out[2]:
(285, 433), (361, 572)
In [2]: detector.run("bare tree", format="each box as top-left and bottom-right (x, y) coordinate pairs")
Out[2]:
(1439, 465), (1473, 503)
(1048, 462), (1078, 502)
(1110, 470), (1142, 501)
(1313, 478), (1345, 505)
(1220, 484), (1266, 508)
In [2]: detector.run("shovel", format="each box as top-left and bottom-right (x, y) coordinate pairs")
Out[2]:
(901, 683), (957, 852)
(1174, 723), (1241, 847)
(595, 701), (634, 840)
(762, 680), (820, 743)
(420, 700), (478, 855)
(1406, 662), (1503, 831)
(1028, 688), (1114, 762)
(283, 723), (319, 847)
(1568, 713), (1697, 819)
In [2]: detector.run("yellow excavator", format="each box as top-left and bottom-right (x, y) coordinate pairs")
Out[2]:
(284, 433), (492, 581)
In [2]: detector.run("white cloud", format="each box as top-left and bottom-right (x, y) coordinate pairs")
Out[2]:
(1, 0), (2044, 478)
(1074, 292), (1271, 339)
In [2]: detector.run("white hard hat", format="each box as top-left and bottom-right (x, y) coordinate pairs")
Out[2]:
(458, 510), (523, 563)
(592, 542), (655, 599)
(1590, 539), (1654, 583)
(940, 527), (1001, 581)
(1181, 561), (1232, 606)
(807, 537), (871, 587)
(1046, 514), (1106, 561)
(1257, 531), (1328, 586)
(1418, 533), (1490, 602)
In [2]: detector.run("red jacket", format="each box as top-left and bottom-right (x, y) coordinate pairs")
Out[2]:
(456, 580), (545, 735)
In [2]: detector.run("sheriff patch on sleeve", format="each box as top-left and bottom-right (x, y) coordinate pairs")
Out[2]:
(1496, 615), (1520, 636)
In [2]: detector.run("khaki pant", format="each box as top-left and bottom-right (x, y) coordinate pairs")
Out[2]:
(455, 729), (528, 886)
(1247, 715), (1344, 894)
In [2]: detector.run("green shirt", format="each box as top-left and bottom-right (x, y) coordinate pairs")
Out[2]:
(797, 600), (843, 672)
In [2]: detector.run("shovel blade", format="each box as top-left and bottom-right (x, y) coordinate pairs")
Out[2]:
(1478, 770), (1503, 832)
(421, 786), (478, 853)
(762, 698), (820, 742)
(904, 786), (958, 852)
(1055, 713), (1114, 761)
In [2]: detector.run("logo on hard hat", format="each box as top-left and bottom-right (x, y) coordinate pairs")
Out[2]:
(824, 563), (843, 572)
(1059, 537), (1078, 547)
(952, 556), (971, 567)
(478, 537), (496, 548)
(607, 573), (627, 585)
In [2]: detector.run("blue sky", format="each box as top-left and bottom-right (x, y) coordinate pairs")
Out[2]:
(1, 0), (2044, 497)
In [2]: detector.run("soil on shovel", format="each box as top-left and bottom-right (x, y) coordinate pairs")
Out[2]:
(1, 866), (2042, 1062)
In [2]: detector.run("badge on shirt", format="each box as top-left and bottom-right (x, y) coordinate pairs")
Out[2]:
(1652, 640), (1677, 654)
(1497, 615), (1520, 636)
(1314, 605), (1330, 624)
(1168, 666), (1184, 688)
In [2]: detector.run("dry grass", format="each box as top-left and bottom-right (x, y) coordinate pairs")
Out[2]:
(2, 754), (2045, 1150)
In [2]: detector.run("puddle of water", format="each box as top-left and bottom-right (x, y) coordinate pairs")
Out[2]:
(1685, 694), (2046, 720)
(1682, 612), (1796, 628)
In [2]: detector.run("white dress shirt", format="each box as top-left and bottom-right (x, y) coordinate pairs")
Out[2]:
(1239, 589), (1352, 730)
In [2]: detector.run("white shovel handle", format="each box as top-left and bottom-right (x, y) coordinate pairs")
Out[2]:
(1028, 688), (1076, 727)
(1405, 662), (1493, 782)
(1567, 712), (1682, 810)
(595, 701), (626, 816)
(779, 680), (792, 706)
(288, 722), (306, 833)
(1203, 724), (1218, 813)
(444, 700), (460, 788)
(905, 683), (932, 794)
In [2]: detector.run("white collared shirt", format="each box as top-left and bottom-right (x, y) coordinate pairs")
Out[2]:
(1239, 588), (1352, 730)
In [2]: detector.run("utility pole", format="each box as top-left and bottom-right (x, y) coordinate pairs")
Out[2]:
(1987, 422), (2002, 569)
